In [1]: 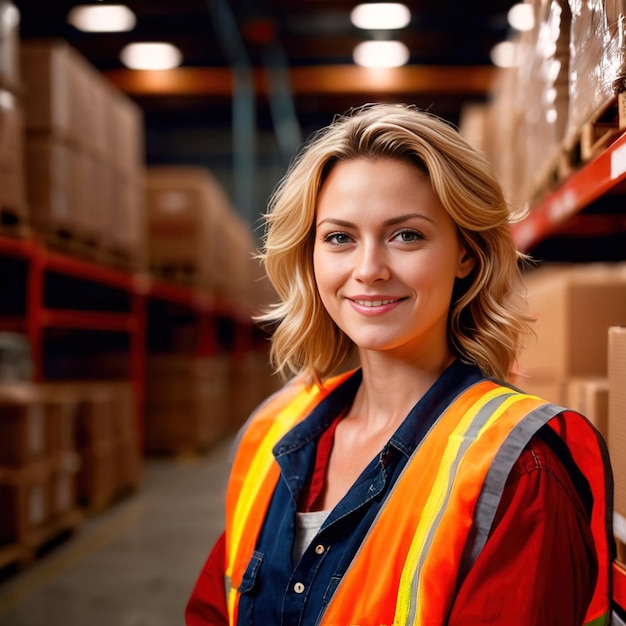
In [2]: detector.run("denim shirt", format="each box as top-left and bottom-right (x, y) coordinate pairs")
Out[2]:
(236, 360), (484, 626)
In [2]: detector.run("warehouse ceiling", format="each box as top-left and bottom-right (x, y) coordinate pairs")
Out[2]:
(13, 0), (518, 133)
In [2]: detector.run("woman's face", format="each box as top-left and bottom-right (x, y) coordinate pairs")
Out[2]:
(313, 157), (473, 363)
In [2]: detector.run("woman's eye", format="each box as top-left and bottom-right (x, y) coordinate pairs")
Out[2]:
(394, 229), (421, 243)
(324, 232), (352, 245)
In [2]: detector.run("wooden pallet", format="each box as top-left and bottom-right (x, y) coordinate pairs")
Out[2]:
(0, 205), (30, 239)
(40, 227), (143, 273)
(564, 92), (626, 163)
(0, 541), (25, 573)
(41, 226), (106, 262)
(527, 93), (626, 203)
(17, 507), (83, 569)
(148, 262), (208, 289)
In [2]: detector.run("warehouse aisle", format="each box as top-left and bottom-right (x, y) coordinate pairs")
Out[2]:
(0, 437), (233, 626)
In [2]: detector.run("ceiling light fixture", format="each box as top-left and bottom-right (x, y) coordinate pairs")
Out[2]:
(350, 3), (411, 30)
(67, 4), (136, 32)
(120, 42), (183, 70)
(353, 40), (410, 68)
(507, 3), (535, 32)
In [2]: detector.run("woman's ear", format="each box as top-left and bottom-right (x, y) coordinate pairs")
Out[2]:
(456, 249), (475, 279)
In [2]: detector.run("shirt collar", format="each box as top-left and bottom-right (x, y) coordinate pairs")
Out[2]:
(274, 360), (483, 459)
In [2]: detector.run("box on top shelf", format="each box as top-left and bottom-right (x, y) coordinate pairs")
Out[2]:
(24, 134), (76, 234)
(106, 86), (145, 175)
(608, 326), (626, 530)
(518, 0), (570, 192)
(146, 166), (234, 292)
(20, 40), (86, 147)
(0, 1), (21, 94)
(566, 0), (626, 149)
(0, 88), (27, 225)
(517, 263), (626, 380)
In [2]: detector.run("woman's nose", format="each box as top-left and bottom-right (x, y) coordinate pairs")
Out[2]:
(352, 242), (390, 283)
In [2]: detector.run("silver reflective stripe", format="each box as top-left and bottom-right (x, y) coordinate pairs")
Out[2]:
(460, 402), (564, 577)
(612, 610), (626, 626)
(405, 390), (517, 625)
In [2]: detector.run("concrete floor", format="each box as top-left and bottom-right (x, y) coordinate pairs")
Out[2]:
(0, 438), (233, 626)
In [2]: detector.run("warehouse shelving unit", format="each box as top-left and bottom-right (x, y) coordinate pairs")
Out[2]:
(510, 128), (626, 612)
(512, 129), (626, 254)
(0, 234), (253, 447)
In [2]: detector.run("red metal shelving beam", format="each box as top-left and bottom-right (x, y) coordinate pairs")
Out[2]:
(0, 235), (37, 259)
(42, 249), (136, 291)
(512, 130), (626, 252)
(39, 309), (140, 333)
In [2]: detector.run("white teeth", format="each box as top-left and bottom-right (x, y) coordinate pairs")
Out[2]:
(354, 299), (397, 307)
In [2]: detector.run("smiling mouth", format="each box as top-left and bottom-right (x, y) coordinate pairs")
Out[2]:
(351, 298), (402, 307)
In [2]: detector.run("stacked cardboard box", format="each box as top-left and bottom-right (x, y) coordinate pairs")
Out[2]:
(0, 383), (82, 564)
(608, 327), (626, 562)
(145, 166), (259, 310)
(144, 354), (230, 453)
(514, 263), (626, 414)
(0, 2), (27, 231)
(566, 0), (626, 151)
(20, 40), (146, 269)
(70, 380), (141, 512)
(470, 0), (626, 208)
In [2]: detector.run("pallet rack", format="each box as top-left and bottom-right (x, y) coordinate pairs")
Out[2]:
(0, 234), (253, 446)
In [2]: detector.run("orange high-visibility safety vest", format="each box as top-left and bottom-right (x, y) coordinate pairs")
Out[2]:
(224, 372), (613, 626)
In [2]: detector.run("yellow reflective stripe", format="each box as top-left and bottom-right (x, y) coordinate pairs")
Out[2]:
(394, 386), (518, 625)
(228, 384), (320, 572)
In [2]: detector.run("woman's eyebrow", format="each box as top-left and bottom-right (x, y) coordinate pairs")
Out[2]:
(317, 213), (433, 228)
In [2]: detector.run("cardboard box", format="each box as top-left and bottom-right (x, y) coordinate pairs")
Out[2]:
(0, 384), (48, 467)
(0, 90), (27, 221)
(20, 40), (76, 142)
(50, 451), (80, 517)
(519, 264), (626, 380)
(107, 87), (145, 173)
(566, 377), (609, 442)
(24, 135), (73, 231)
(0, 3), (21, 93)
(510, 372), (568, 406)
(144, 355), (230, 452)
(609, 327), (626, 528)
(39, 383), (81, 456)
(74, 382), (117, 450)
(0, 460), (53, 546)
(146, 167), (232, 291)
(77, 440), (116, 511)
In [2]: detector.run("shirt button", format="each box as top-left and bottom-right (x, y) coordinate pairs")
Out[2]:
(314, 544), (325, 555)
(294, 582), (305, 594)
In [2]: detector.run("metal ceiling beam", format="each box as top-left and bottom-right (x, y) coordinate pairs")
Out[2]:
(104, 65), (497, 98)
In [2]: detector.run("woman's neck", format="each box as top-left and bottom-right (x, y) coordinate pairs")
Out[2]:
(352, 350), (456, 430)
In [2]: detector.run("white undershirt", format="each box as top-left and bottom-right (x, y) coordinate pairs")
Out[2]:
(292, 509), (331, 565)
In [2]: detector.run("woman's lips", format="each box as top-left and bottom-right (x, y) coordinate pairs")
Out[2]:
(347, 297), (405, 315)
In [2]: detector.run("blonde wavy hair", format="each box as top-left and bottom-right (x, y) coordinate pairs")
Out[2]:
(257, 103), (534, 383)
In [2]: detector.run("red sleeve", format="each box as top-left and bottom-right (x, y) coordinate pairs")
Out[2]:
(448, 435), (598, 626)
(185, 532), (229, 626)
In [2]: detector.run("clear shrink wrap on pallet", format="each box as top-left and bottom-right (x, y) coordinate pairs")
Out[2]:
(516, 0), (570, 199)
(566, 0), (626, 147)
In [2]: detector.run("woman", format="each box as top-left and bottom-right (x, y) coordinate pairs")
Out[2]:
(186, 104), (613, 625)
